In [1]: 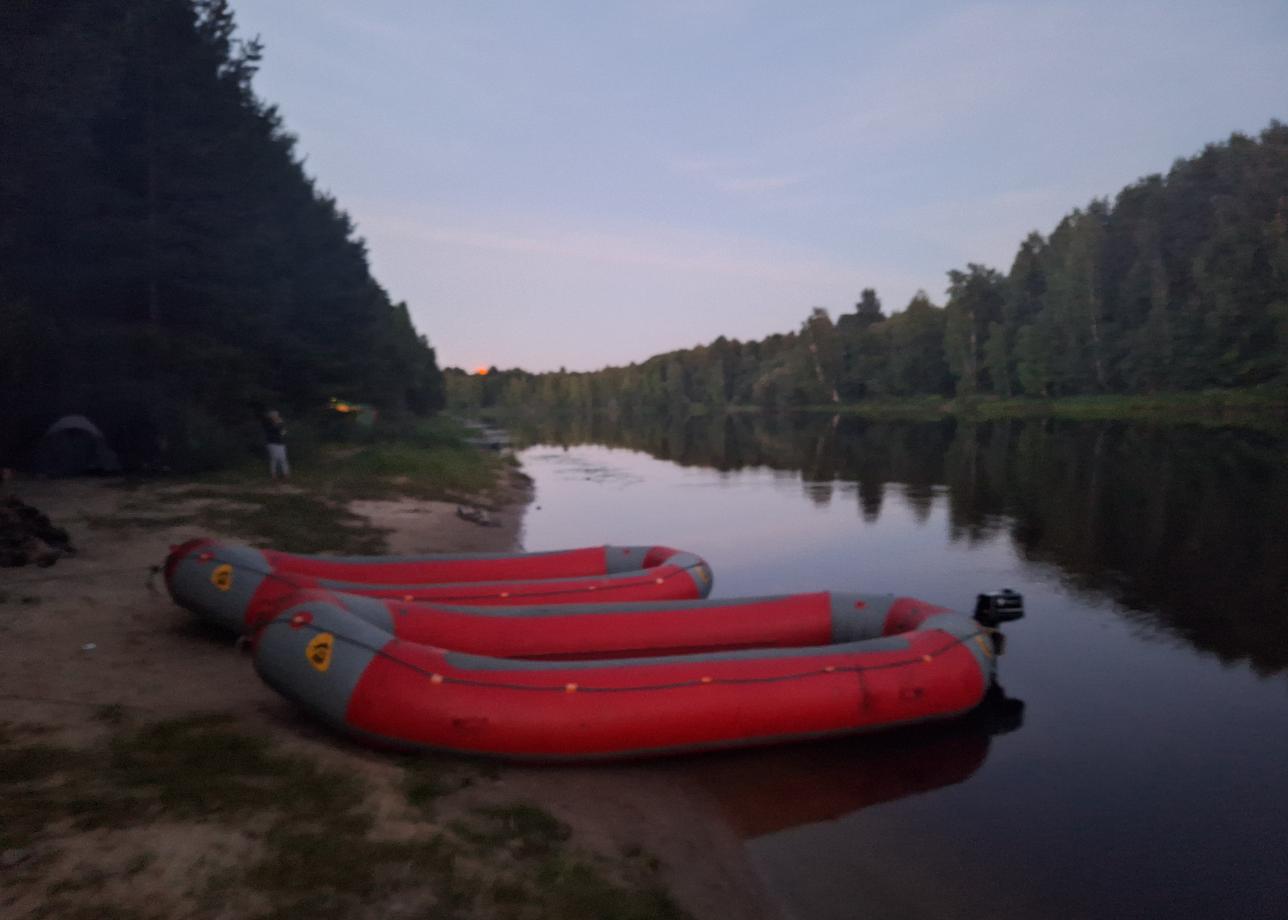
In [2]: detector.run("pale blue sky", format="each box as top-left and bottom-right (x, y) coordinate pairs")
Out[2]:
(231, 1), (1288, 372)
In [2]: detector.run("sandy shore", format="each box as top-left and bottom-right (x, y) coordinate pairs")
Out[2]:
(0, 473), (775, 920)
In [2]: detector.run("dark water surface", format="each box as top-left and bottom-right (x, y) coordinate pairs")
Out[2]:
(513, 414), (1288, 920)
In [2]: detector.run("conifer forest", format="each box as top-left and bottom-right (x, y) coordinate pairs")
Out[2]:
(1, 1), (446, 468)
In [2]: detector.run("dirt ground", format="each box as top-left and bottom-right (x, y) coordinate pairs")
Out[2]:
(0, 475), (776, 920)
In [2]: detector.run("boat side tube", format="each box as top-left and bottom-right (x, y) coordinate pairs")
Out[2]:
(252, 598), (997, 760)
(164, 539), (713, 634)
(276, 589), (952, 660)
(172, 539), (670, 584)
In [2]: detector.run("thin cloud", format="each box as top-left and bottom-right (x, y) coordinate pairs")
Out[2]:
(667, 155), (808, 196)
(715, 174), (808, 194)
(352, 205), (925, 369)
(358, 209), (869, 288)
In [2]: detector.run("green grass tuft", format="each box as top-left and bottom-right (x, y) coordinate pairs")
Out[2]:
(404, 761), (473, 813)
(93, 703), (127, 726)
(84, 512), (198, 530)
(105, 713), (361, 821)
(0, 744), (91, 785)
(535, 856), (688, 920)
(448, 802), (572, 861)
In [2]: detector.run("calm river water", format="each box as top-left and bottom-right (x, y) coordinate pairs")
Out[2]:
(511, 413), (1288, 920)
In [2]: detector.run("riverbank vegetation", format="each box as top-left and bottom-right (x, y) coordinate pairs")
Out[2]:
(448, 123), (1288, 419)
(1, 713), (686, 919)
(1, 0), (446, 472)
(81, 415), (512, 554)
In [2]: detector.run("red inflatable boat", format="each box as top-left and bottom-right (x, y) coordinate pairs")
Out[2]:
(252, 593), (999, 760)
(164, 539), (713, 634)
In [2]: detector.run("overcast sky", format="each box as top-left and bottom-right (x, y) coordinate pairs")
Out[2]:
(231, 0), (1288, 372)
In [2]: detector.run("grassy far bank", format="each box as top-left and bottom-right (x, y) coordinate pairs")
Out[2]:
(718, 388), (1288, 430)
(0, 714), (686, 920)
(469, 387), (1288, 429)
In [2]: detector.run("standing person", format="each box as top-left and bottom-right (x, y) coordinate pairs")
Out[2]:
(263, 410), (289, 480)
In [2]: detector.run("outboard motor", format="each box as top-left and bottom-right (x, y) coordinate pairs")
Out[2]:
(974, 589), (1024, 660)
(973, 589), (1024, 628)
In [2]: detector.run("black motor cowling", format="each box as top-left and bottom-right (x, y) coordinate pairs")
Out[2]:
(974, 589), (1024, 627)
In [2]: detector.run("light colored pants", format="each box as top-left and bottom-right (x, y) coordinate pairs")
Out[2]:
(268, 443), (289, 477)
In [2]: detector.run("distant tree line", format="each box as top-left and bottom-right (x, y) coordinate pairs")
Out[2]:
(448, 123), (1288, 414)
(1, 0), (445, 469)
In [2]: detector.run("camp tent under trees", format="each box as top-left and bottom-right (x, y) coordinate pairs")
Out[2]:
(30, 416), (122, 477)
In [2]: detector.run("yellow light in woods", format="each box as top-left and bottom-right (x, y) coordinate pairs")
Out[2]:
(473, 366), (489, 376)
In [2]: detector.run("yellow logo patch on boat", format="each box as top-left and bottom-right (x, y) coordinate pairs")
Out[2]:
(306, 633), (334, 672)
(210, 563), (233, 592)
(692, 564), (710, 586)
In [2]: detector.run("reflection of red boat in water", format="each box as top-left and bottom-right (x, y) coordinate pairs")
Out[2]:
(685, 685), (1024, 837)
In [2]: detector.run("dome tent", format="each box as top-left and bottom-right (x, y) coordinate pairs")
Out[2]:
(31, 415), (121, 476)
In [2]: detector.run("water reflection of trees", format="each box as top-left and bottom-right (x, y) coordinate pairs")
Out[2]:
(514, 413), (1288, 674)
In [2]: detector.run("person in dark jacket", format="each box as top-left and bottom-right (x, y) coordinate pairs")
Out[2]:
(263, 410), (289, 480)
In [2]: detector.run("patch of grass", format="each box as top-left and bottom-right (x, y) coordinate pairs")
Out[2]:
(535, 856), (687, 920)
(778, 388), (1288, 432)
(93, 703), (127, 726)
(0, 721), (58, 742)
(105, 713), (360, 821)
(774, 394), (947, 421)
(84, 512), (198, 530)
(0, 592), (42, 606)
(126, 413), (512, 554)
(39, 904), (160, 920)
(0, 714), (692, 920)
(955, 389), (1288, 429)
(406, 770), (457, 809)
(195, 415), (508, 505)
(0, 714), (360, 844)
(403, 756), (477, 814)
(249, 827), (453, 910)
(190, 490), (389, 554)
(0, 744), (91, 785)
(491, 878), (528, 905)
(480, 803), (570, 847)
(1, 747), (95, 845)
(125, 850), (155, 876)
(177, 434), (505, 550)
(284, 441), (505, 504)
(454, 802), (571, 860)
(46, 867), (108, 896)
